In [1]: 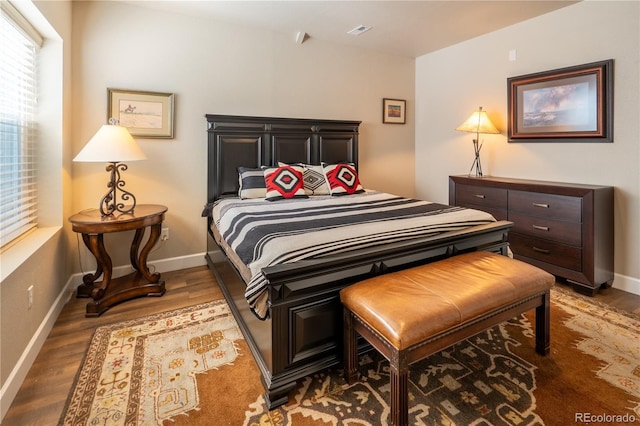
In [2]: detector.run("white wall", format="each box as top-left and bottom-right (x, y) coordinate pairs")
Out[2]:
(415, 1), (639, 292)
(71, 1), (416, 269)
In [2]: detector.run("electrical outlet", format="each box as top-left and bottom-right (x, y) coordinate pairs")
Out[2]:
(161, 228), (169, 241)
(27, 285), (34, 309)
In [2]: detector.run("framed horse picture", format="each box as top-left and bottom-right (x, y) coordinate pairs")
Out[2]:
(108, 88), (175, 138)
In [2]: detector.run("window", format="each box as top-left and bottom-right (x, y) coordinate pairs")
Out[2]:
(0, 2), (42, 248)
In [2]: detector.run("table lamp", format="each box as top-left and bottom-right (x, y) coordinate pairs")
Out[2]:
(74, 118), (146, 216)
(455, 106), (500, 177)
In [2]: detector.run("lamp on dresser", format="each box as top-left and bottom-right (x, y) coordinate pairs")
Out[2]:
(74, 118), (146, 217)
(455, 106), (500, 177)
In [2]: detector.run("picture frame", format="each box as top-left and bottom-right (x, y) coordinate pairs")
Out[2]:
(507, 59), (613, 143)
(382, 98), (406, 124)
(108, 88), (175, 138)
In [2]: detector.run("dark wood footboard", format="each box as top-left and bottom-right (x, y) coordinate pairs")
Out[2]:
(205, 220), (512, 408)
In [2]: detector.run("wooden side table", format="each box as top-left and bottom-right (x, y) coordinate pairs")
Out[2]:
(69, 204), (168, 316)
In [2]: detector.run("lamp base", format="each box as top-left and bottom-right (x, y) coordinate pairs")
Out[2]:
(468, 139), (483, 177)
(100, 162), (137, 217)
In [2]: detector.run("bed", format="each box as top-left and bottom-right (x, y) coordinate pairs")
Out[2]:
(203, 114), (512, 408)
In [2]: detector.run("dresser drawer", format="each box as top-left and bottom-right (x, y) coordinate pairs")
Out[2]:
(456, 184), (507, 210)
(509, 190), (581, 222)
(508, 212), (581, 246)
(509, 233), (582, 271)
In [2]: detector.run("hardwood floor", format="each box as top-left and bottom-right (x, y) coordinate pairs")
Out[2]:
(556, 279), (640, 315)
(2, 266), (639, 425)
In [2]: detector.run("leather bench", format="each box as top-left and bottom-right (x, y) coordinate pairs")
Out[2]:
(340, 251), (554, 426)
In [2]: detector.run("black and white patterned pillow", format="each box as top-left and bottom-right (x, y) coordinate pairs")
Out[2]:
(237, 167), (266, 199)
(278, 162), (330, 195)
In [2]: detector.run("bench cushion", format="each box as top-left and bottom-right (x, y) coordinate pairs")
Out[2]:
(340, 251), (554, 350)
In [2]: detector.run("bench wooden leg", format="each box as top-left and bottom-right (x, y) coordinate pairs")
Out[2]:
(390, 350), (409, 426)
(343, 308), (359, 384)
(535, 290), (551, 355)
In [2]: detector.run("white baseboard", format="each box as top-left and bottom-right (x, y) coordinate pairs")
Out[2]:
(0, 273), (74, 421)
(612, 272), (640, 296)
(96, 252), (208, 282)
(0, 252), (206, 422)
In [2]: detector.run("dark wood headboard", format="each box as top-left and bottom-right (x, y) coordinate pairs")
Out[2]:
(206, 115), (361, 202)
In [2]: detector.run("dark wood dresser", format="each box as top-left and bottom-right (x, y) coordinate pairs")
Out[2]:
(449, 175), (614, 295)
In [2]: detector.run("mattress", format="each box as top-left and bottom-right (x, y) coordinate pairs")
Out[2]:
(210, 191), (496, 319)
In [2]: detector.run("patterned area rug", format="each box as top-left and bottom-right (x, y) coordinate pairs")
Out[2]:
(247, 288), (640, 425)
(60, 300), (263, 425)
(60, 288), (640, 425)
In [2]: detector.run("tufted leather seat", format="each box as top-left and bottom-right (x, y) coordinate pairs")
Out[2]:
(341, 251), (554, 426)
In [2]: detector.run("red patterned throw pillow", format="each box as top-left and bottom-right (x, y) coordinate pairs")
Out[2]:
(263, 165), (308, 201)
(323, 163), (364, 195)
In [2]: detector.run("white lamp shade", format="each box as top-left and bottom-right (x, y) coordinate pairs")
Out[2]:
(74, 124), (146, 162)
(455, 109), (500, 135)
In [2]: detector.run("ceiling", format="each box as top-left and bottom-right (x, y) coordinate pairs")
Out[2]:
(120, 0), (579, 58)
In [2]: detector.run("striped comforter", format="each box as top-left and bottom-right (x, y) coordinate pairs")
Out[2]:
(210, 191), (495, 319)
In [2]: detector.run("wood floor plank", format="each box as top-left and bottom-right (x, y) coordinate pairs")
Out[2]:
(2, 265), (638, 425)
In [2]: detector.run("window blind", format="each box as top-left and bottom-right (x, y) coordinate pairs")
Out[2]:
(0, 2), (40, 248)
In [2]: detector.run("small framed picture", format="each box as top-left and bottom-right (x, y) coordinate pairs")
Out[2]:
(108, 88), (175, 138)
(507, 59), (613, 142)
(382, 98), (406, 124)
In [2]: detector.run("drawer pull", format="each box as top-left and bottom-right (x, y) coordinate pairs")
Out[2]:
(532, 202), (549, 208)
(533, 246), (551, 254)
(532, 225), (550, 231)
(474, 194), (486, 199)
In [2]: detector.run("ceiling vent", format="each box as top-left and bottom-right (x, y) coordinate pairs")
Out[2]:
(347, 25), (371, 36)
